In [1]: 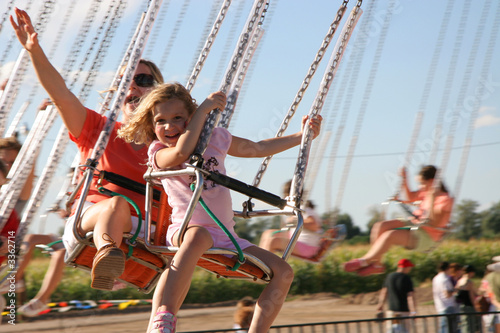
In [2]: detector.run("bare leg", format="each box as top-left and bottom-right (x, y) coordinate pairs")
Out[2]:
(80, 196), (133, 248)
(259, 229), (288, 252)
(243, 246), (294, 333)
(15, 234), (55, 281)
(361, 228), (413, 264)
(370, 220), (405, 244)
(147, 226), (213, 332)
(31, 249), (66, 304)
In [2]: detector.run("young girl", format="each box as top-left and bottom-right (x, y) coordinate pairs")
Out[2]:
(118, 82), (322, 333)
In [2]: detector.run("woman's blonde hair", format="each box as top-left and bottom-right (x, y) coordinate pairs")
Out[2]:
(100, 59), (164, 95)
(118, 82), (197, 144)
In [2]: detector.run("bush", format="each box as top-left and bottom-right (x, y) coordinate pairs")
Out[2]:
(22, 239), (500, 304)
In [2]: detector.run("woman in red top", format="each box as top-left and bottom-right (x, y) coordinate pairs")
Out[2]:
(11, 8), (164, 291)
(344, 165), (454, 276)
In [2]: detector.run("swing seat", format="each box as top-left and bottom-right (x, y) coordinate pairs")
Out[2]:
(64, 170), (172, 293)
(65, 231), (169, 293)
(291, 224), (347, 263)
(142, 166), (300, 284)
(150, 247), (272, 283)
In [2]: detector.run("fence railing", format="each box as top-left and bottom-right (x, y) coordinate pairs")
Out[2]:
(180, 311), (500, 333)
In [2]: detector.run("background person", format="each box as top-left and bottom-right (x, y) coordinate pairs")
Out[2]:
(376, 258), (417, 333)
(344, 165), (454, 277)
(259, 180), (323, 259)
(433, 261), (459, 333)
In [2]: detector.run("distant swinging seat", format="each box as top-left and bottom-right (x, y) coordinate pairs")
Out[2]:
(386, 197), (454, 252)
(142, 163), (304, 284)
(290, 224), (347, 263)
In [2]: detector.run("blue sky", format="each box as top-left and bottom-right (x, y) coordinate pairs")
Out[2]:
(1, 0), (499, 235)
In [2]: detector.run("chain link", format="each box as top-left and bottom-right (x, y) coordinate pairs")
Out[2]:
(194, 0), (267, 156)
(291, 2), (362, 203)
(0, 0), (55, 137)
(16, 1), (129, 240)
(186, 0), (232, 92)
(219, 25), (263, 129)
(89, 0), (161, 164)
(251, 0), (351, 188)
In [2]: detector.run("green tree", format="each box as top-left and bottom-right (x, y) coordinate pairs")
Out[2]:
(321, 210), (360, 239)
(366, 205), (386, 233)
(452, 199), (482, 240)
(481, 200), (500, 237)
(234, 216), (281, 244)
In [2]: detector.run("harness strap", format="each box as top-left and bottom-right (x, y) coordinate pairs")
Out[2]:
(98, 170), (162, 201)
(190, 183), (244, 271)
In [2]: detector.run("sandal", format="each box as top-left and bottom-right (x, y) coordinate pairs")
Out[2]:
(150, 311), (177, 333)
(343, 258), (369, 272)
(357, 263), (386, 277)
(18, 299), (48, 317)
(91, 233), (125, 290)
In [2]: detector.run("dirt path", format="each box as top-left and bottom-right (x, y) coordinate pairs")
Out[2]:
(2, 288), (437, 332)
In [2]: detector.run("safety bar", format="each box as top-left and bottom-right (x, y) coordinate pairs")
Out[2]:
(143, 165), (302, 261)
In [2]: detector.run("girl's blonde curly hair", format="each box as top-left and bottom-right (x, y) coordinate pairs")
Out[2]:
(118, 82), (197, 144)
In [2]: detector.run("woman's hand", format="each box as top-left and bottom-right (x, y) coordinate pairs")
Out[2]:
(301, 115), (323, 139)
(10, 8), (39, 52)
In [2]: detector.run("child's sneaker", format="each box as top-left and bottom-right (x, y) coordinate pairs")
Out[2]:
(150, 311), (177, 333)
(18, 299), (48, 317)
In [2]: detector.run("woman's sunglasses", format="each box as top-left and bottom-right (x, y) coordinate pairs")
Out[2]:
(133, 74), (156, 87)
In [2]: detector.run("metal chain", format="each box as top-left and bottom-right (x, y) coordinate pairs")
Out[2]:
(209, 0), (246, 93)
(453, 0), (496, 199)
(334, 0), (393, 214)
(5, 1), (80, 138)
(159, 0), (191, 71)
(430, 0), (472, 166)
(324, 0), (373, 213)
(88, 0), (162, 164)
(185, 0), (224, 87)
(16, 1), (128, 240)
(219, 1), (269, 128)
(67, 0), (117, 91)
(218, 26), (263, 128)
(185, 0), (232, 92)
(251, 0), (351, 188)
(78, 0), (126, 102)
(0, 0), (35, 75)
(144, 0), (170, 59)
(291, 1), (362, 203)
(194, 0), (267, 156)
(0, 0), (55, 136)
(61, 0), (103, 81)
(0, 0), (15, 35)
(0, 106), (56, 231)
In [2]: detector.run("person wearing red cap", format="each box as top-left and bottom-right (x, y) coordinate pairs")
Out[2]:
(376, 258), (417, 333)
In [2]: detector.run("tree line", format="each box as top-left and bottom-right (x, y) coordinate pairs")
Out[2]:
(233, 199), (500, 245)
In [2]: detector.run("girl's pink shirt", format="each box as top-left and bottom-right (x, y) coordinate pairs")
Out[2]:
(149, 127), (235, 229)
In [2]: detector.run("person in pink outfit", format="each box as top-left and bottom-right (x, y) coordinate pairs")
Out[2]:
(118, 82), (322, 333)
(344, 165), (454, 277)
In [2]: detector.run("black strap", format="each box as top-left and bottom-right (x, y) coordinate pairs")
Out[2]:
(205, 171), (286, 209)
(99, 170), (161, 201)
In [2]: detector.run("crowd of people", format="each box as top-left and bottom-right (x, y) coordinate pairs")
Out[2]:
(1, 6), (498, 333)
